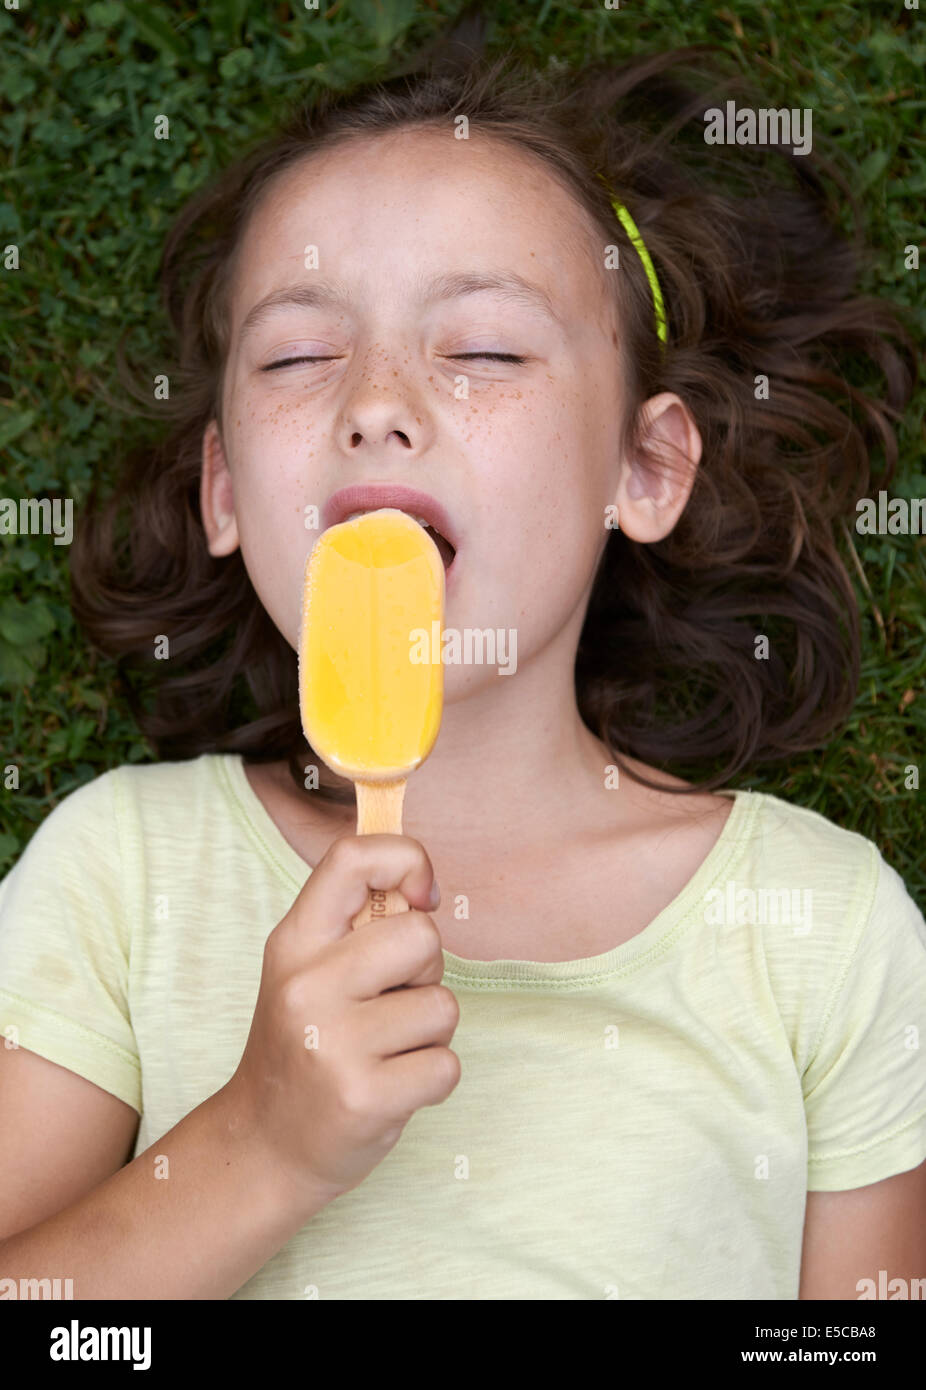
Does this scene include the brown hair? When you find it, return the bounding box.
[69,38,918,805]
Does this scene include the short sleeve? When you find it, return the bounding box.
[803,850,926,1190]
[0,769,141,1113]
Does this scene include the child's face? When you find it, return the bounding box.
[201,127,696,698]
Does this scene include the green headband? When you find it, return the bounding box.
[598,177,668,348]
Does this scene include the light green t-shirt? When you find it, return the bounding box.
[1,752,925,1300]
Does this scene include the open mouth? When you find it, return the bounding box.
[420,522,456,571]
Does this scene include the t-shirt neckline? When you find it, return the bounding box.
[215,751,759,989]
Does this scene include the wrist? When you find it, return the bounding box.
[210,1079,341,1229]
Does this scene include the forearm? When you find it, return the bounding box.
[0,1082,332,1300]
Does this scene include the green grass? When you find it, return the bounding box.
[0,1,923,905]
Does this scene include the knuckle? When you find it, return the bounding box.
[438,1046,462,1088]
[411,838,435,874]
[263,922,288,968]
[326,832,357,869]
[396,833,431,873]
[406,909,440,952]
[339,1073,372,1119]
[431,985,459,1027]
[277,973,307,1019]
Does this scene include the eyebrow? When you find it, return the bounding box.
[236,269,563,343]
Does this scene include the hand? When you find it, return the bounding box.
[226,833,461,1206]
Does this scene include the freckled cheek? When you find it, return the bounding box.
[468,411,593,568]
[228,396,326,507]
[230,451,316,551]
[231,393,320,450]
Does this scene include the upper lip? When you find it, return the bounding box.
[322,484,459,553]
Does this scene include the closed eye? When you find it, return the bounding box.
[261,352,527,371]
[261,356,338,371]
[449,352,526,364]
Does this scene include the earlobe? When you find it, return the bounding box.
[200,419,240,557]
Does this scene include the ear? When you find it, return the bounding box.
[613,393,702,544]
[200,419,240,557]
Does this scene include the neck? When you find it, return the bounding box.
[312,596,670,858]
[400,623,611,854]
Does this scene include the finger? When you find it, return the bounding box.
[333,909,445,1001]
[376,1046,462,1113]
[285,832,438,951]
[353,984,460,1059]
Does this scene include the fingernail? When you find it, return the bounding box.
[428,880,441,909]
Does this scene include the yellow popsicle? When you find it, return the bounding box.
[298,507,445,927]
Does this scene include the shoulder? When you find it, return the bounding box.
[630,770,880,897]
[12,760,124,863]
[103,751,233,825]
[727,788,926,1070]
[742,786,925,945]
[110,750,227,796]
[27,751,226,819]
[731,786,882,910]
[710,785,922,1004]
[15,752,234,870]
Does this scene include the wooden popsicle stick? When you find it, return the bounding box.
[352,778,408,928]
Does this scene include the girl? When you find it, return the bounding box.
[1,42,924,1301]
